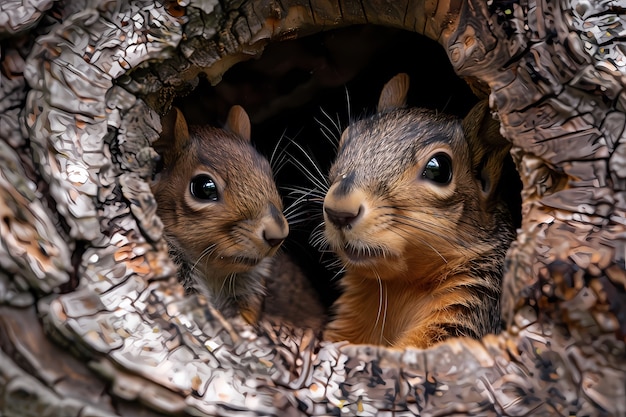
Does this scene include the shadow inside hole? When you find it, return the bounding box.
[173,24,522,311]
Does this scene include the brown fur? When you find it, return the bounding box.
[151,106,287,321]
[322,74,515,348]
[151,106,325,330]
[262,252,326,330]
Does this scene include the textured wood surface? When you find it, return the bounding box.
[0,0,624,416]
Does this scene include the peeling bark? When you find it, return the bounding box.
[0,0,624,416]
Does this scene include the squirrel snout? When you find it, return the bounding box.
[324,206,363,229]
[324,184,366,229]
[260,208,289,248]
[263,229,286,248]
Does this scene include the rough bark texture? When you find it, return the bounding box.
[0,0,625,416]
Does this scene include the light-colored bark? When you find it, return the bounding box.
[0,0,624,415]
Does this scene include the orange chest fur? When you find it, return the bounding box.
[326,272,480,348]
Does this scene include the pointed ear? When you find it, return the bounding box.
[377,73,410,113]
[153,107,190,168]
[462,100,512,201]
[225,105,251,142]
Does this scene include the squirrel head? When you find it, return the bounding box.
[152,106,288,282]
[323,73,512,280]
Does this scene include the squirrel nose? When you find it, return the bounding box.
[324,206,363,229]
[263,229,286,248]
[261,204,289,248]
[323,183,366,230]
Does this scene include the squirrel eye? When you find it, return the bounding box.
[422,153,452,184]
[190,174,218,201]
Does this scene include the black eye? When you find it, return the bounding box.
[190,174,218,201]
[422,153,452,184]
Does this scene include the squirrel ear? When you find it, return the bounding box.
[154,106,190,167]
[462,100,512,201]
[225,105,251,142]
[377,73,410,113]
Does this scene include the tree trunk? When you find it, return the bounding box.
[0,0,624,416]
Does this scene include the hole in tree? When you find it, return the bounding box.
[172,24,522,311]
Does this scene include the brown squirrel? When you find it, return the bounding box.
[322,73,516,348]
[151,106,324,329]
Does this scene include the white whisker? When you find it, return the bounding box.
[344,86,352,123]
[282,138,329,192]
[372,271,388,345]
[190,243,218,274]
[268,136,290,176]
[329,264,346,281]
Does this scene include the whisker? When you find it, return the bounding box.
[284,208,323,229]
[386,219,448,264]
[284,199,324,218]
[315,115,340,151]
[228,272,237,298]
[219,272,236,298]
[282,184,325,196]
[329,263,346,281]
[344,86,352,123]
[269,129,289,170]
[284,202,323,219]
[319,127,338,150]
[283,187,324,216]
[190,243,218,274]
[308,223,329,249]
[375,271,389,345]
[388,200,499,231]
[283,140,329,192]
[371,205,486,250]
[272,152,290,176]
[388,212,486,258]
[373,272,384,344]
[319,107,343,138]
[284,209,322,225]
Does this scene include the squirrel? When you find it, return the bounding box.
[321,73,516,348]
[151,105,324,329]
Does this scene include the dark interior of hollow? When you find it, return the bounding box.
[173,25,522,310]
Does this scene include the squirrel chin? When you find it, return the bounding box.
[329,240,406,276]
[337,253,408,279]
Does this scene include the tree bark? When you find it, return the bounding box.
[0,0,624,416]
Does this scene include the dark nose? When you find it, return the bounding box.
[261,203,289,248]
[324,206,363,229]
[263,231,285,248]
